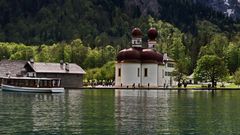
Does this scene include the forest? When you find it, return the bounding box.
[1,0,240,83]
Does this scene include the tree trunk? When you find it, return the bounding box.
[211,78,214,88]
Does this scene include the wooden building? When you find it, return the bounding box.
[0,60,86,88]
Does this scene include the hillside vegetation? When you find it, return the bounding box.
[1,0,240,82]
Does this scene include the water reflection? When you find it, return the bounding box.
[1,90,240,134]
[0,92,65,134]
[114,89,240,134]
[115,90,172,134]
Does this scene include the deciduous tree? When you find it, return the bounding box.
[194,55,228,87]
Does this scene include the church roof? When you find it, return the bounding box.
[116,47,163,64]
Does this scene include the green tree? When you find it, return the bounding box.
[48,43,65,62]
[226,43,240,73]
[101,61,115,81]
[0,45,10,60]
[199,34,228,59]
[194,55,228,87]
[84,61,115,82]
[35,45,51,62]
[10,45,34,60]
[83,48,101,69]
[233,68,240,87]
[70,39,88,66]
[172,57,190,84]
[148,17,186,60]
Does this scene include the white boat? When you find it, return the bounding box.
[1,77,64,93]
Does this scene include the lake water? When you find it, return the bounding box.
[1,89,240,134]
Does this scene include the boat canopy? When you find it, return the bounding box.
[1,77,61,88]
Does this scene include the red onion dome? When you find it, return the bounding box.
[116,49,127,62]
[117,48,142,62]
[141,49,163,63]
[148,28,158,40]
[156,52,163,63]
[132,28,143,38]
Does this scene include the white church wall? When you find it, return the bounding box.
[115,63,122,87]
[121,63,141,87]
[158,65,165,87]
[141,64,158,87]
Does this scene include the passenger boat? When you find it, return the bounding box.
[1,77,64,93]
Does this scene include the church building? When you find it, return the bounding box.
[115,28,175,88]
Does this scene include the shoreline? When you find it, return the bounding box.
[76,87,240,90]
[2,87,240,91]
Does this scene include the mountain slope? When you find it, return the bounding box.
[0,0,238,46]
[198,0,240,19]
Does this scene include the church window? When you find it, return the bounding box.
[118,68,121,77]
[137,68,140,77]
[162,70,164,78]
[144,68,148,77]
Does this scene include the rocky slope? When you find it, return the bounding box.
[198,0,240,19]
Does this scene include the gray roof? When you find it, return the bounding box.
[26,62,86,74]
[0,60,27,77]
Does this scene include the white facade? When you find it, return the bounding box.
[164,62,175,87]
[141,63,158,87]
[115,61,176,88]
[115,63,141,87]
[115,63,121,86]
[158,65,165,87]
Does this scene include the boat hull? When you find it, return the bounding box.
[1,84,64,93]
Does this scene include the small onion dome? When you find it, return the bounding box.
[141,49,163,63]
[132,28,143,38]
[148,28,158,40]
[117,47,142,62]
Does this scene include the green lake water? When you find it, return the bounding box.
[1,89,240,134]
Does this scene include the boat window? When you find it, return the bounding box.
[14,79,18,86]
[25,80,29,87]
[18,80,23,86]
[53,80,59,87]
[10,79,14,85]
[39,80,43,87]
[31,80,37,87]
[48,81,51,87]
[17,80,21,86]
[58,80,61,87]
[44,80,48,87]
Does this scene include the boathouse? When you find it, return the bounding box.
[115,28,176,88]
[24,61,86,88]
[0,60,86,88]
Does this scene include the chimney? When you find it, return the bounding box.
[60,60,64,69]
[65,63,69,71]
[30,58,34,64]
